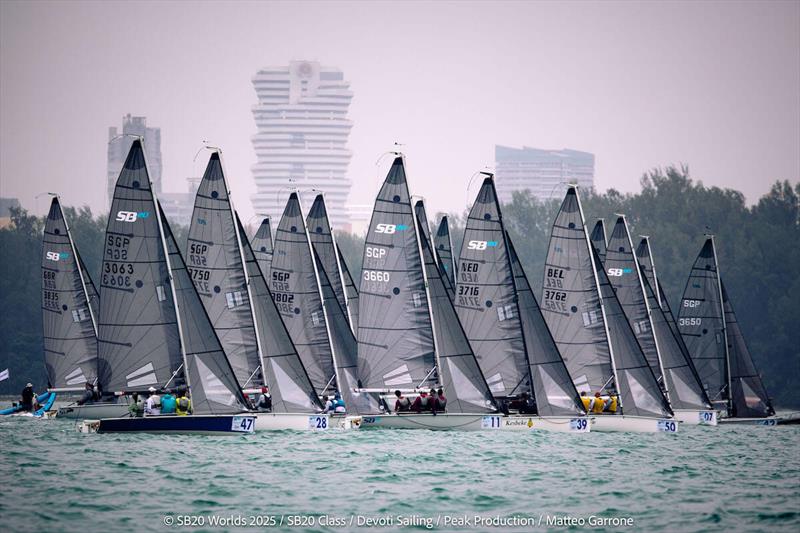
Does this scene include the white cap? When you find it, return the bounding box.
[26,382,33,387]
[148,386,157,392]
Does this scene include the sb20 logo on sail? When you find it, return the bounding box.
[467,240,498,251]
[46,251,69,262]
[375,223,407,234]
[116,211,150,222]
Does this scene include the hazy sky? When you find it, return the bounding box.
[1,0,798,225]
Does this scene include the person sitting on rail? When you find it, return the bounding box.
[394,390,411,412]
[411,389,433,413]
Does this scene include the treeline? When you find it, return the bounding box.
[2,168,798,408]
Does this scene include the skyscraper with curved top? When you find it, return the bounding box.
[251,61,354,230]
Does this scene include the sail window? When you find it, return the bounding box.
[413,292,423,308]
[226,291,245,309]
[156,285,167,302]
[497,304,516,322]
[71,309,89,322]
[633,320,649,334]
[311,311,321,326]
[581,310,600,327]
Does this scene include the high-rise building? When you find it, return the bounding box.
[494,145,595,203]
[251,61,353,230]
[107,114,162,208]
[160,177,201,228]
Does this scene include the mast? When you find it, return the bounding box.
[411,193,443,386]
[709,235,733,415]
[150,154,191,393]
[298,193,344,394]
[621,217,670,403]
[574,186,623,412]
[217,149,267,390]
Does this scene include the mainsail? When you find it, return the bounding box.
[186,153,261,388]
[722,282,774,417]
[604,217,664,382]
[357,157,436,390]
[237,214,322,413]
[251,217,274,280]
[507,233,584,416]
[434,216,457,287]
[416,208,496,413]
[271,193,337,394]
[307,194,357,332]
[590,219,608,263]
[415,200,454,301]
[97,140,184,392]
[161,207,250,414]
[456,176,528,398]
[635,237,711,410]
[677,238,727,406]
[543,186,671,417]
[41,197,99,389]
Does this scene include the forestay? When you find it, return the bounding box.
[186,153,261,388]
[357,157,436,390]
[237,214,322,413]
[41,197,99,388]
[271,193,337,394]
[417,208,496,414]
[251,218,274,280]
[456,176,528,398]
[507,233,584,416]
[97,140,184,393]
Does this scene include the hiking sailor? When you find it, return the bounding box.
[255,386,272,411]
[394,390,411,412]
[145,387,161,415]
[77,381,95,406]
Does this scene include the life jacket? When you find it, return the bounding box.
[606,396,618,413]
[151,394,161,408]
[161,394,177,414]
[580,396,592,411]
[176,397,191,415]
[592,397,606,413]
[396,397,410,409]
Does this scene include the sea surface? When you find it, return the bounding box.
[0,408,798,533]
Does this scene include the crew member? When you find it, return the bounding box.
[128,392,144,418]
[145,387,161,415]
[592,392,606,414]
[20,383,35,412]
[332,392,346,413]
[176,390,192,416]
[255,386,272,411]
[411,389,433,413]
[432,388,448,413]
[77,382,95,406]
[394,390,411,412]
[160,389,177,415]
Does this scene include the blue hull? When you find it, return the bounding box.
[1,391,54,416]
[96,414,256,435]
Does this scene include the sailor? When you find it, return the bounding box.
[432,388,447,413]
[20,383,35,412]
[332,392,346,413]
[394,390,411,412]
[255,386,272,411]
[128,392,144,418]
[580,391,592,412]
[323,395,334,413]
[176,390,192,416]
[411,389,433,413]
[145,387,161,415]
[77,382,95,406]
[592,392,606,414]
[604,394,618,413]
[160,390,177,415]
[510,391,535,414]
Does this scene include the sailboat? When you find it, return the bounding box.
[542,186,676,432]
[434,215,457,289]
[604,218,716,425]
[455,175,590,432]
[2,196,92,417]
[82,140,255,434]
[251,217,274,277]
[187,153,341,431]
[678,237,798,425]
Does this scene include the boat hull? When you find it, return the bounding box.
[673,409,718,426]
[56,402,130,420]
[591,414,679,433]
[719,413,800,426]
[253,412,362,431]
[80,414,256,435]
[360,413,591,432]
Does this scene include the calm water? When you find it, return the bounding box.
[0,411,798,532]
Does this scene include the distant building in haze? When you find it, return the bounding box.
[160,177,201,228]
[494,145,595,204]
[107,114,162,208]
[250,61,354,230]
[0,197,21,229]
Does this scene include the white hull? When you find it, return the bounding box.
[56,402,130,420]
[360,413,591,432]
[253,412,361,431]
[673,409,718,426]
[591,414,678,433]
